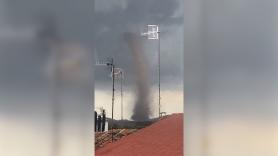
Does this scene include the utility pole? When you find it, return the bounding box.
[158,30,161,118]
[107,58,115,142]
[113,68,124,120]
[120,71,124,120]
[112,63,115,142]
[97,58,122,142]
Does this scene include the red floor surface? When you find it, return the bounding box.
[95,113,183,156]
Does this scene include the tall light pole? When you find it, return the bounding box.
[96,58,115,142]
[158,30,161,118]
[113,67,125,120]
[141,25,161,118]
[116,69,124,120]
[106,59,115,142]
[121,71,123,120]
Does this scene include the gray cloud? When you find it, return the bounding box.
[94,0,183,90]
[0,0,183,119]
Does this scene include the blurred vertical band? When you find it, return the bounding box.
[0,0,95,156]
[184,0,278,156]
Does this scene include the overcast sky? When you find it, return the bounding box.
[94,0,184,119]
[94,0,183,87]
[1,0,278,155]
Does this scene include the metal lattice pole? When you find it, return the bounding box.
[158,32,161,118]
[111,59,115,142]
[96,58,116,142]
[120,71,123,120]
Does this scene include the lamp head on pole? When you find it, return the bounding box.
[111,68,124,79]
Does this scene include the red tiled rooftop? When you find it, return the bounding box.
[95,113,183,156]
